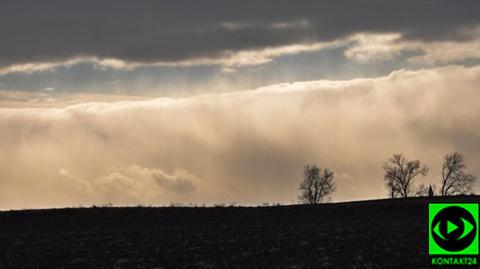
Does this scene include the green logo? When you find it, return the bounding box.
[429,203,479,255]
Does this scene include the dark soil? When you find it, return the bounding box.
[0,196,478,269]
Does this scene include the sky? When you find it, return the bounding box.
[1,1,480,209]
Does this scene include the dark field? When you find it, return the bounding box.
[0,196,479,269]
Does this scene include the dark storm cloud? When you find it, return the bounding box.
[1,0,479,66]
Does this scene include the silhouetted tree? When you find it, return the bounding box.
[298,164,335,204]
[383,154,429,198]
[440,152,476,196]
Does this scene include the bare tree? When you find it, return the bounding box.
[440,152,476,196]
[383,154,429,198]
[298,164,335,204]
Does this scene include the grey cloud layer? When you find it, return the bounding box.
[0,65,479,209]
[1,0,480,67]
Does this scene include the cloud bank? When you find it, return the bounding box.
[0,65,479,209]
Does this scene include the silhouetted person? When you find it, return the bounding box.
[428,185,434,197]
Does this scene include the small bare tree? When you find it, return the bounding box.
[298,164,335,204]
[383,154,429,198]
[440,152,476,196]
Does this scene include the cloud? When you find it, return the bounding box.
[3,31,480,76]
[345,32,480,64]
[0,42,338,75]
[58,165,197,205]
[0,65,479,209]
[0,57,136,76]
[0,1,479,73]
[0,90,149,108]
[345,33,409,62]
